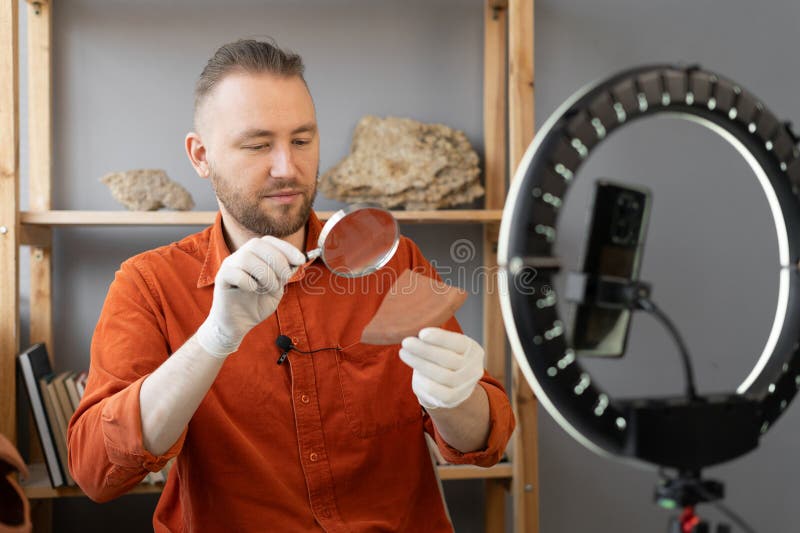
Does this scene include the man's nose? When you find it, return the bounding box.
[269,145,296,178]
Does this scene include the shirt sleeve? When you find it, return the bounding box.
[402,238,516,467]
[423,367,516,467]
[67,258,187,502]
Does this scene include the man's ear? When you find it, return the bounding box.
[185,132,210,179]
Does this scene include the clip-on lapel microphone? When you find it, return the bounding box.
[276,335,294,364]
[276,335,343,365]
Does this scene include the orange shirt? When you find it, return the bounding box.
[67,211,515,532]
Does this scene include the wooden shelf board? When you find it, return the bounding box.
[20,209,503,226]
[437,461,512,481]
[24,482,165,500]
[22,461,512,499]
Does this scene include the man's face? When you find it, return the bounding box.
[199,71,319,238]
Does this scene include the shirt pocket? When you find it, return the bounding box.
[334,342,423,438]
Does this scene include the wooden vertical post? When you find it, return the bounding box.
[509,0,535,168]
[27,0,55,361]
[0,0,21,443]
[509,0,538,532]
[482,1,509,532]
[26,0,53,499]
[25,4,55,530]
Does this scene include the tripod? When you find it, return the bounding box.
[656,471,731,533]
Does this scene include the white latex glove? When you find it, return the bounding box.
[196,236,306,358]
[399,327,485,410]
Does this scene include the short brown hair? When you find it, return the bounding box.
[194,38,306,123]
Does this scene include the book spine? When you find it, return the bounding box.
[42,378,76,486]
[54,372,76,427]
[64,374,81,412]
[18,356,64,487]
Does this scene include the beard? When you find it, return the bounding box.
[209,163,317,238]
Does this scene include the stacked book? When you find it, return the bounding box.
[17,343,169,488]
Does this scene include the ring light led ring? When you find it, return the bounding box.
[497,64,800,468]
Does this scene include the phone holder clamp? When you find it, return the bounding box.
[565,271,652,310]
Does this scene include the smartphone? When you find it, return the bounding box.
[570,180,652,357]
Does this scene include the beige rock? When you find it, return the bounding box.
[320,116,484,209]
[100,169,195,211]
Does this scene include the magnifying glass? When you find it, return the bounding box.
[306,205,400,277]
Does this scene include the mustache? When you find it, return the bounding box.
[261,180,310,195]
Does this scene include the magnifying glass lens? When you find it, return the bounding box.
[323,208,398,276]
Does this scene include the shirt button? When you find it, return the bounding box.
[292,336,299,345]
[319,509,331,519]
[309,452,319,462]
[300,394,310,404]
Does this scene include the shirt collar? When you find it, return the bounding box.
[197,210,324,288]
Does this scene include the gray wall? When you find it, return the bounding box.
[15,0,800,532]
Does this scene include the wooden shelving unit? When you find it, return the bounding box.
[0,0,537,531]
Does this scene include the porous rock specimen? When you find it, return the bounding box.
[100,169,195,211]
[320,116,484,209]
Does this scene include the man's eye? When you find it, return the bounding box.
[293,139,311,146]
[244,144,269,150]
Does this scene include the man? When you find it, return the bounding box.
[68,39,514,532]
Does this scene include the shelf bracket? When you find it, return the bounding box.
[20,224,51,248]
